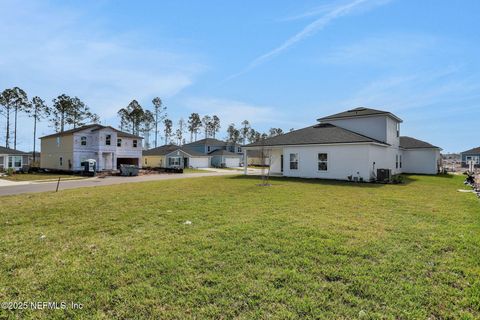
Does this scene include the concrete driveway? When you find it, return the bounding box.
[0,171,239,197]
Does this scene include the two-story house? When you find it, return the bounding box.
[40,124,143,172]
[183,138,243,167]
[243,107,441,180]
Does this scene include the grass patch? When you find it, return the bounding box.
[183,168,210,173]
[0,175,479,319]
[0,173,85,182]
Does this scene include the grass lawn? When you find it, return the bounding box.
[0,175,479,319]
[0,173,85,182]
[183,168,210,173]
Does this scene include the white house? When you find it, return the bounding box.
[40,124,143,172]
[0,146,30,172]
[243,107,441,181]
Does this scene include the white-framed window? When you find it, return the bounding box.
[396,155,399,169]
[80,136,87,146]
[207,146,211,152]
[106,134,111,146]
[237,147,241,153]
[133,140,138,148]
[289,153,298,170]
[8,156,22,168]
[399,155,402,168]
[396,123,400,137]
[169,157,181,166]
[318,153,328,171]
[59,157,63,166]
[145,158,148,165]
[117,138,122,147]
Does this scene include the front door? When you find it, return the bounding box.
[183,157,189,168]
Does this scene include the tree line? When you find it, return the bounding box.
[0,87,99,162]
[0,86,290,155]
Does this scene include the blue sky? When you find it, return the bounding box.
[1,0,479,152]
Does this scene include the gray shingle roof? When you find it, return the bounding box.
[399,136,439,149]
[40,124,142,139]
[318,107,402,122]
[461,146,480,154]
[0,146,28,155]
[244,123,388,147]
[143,145,207,157]
[208,149,241,156]
[184,138,240,147]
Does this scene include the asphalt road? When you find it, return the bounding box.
[0,171,238,197]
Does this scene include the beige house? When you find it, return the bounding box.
[40,124,143,172]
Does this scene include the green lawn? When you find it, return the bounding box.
[0,175,479,319]
[0,173,85,182]
[183,168,210,174]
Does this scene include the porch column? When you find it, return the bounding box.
[244,149,248,175]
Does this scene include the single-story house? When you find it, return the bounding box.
[40,124,143,172]
[209,149,242,167]
[461,147,480,168]
[143,145,210,168]
[243,107,441,181]
[0,146,30,172]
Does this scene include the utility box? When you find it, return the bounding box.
[120,164,139,176]
[81,159,96,176]
[377,168,391,182]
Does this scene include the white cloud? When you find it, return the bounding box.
[0,1,204,120]
[227,0,391,80]
[182,97,296,135]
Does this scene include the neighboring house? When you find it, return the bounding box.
[243,107,441,180]
[40,124,143,172]
[246,149,270,166]
[461,147,480,168]
[0,146,30,172]
[143,145,210,168]
[209,149,242,168]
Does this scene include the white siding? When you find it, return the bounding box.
[224,157,240,168]
[402,149,440,174]
[325,116,387,143]
[281,144,372,181]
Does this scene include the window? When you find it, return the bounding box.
[318,153,328,171]
[117,138,122,147]
[106,134,111,146]
[8,156,22,168]
[145,158,148,165]
[396,155,399,169]
[56,137,61,146]
[399,155,402,169]
[169,157,181,166]
[133,140,138,148]
[396,123,400,137]
[80,136,87,146]
[237,147,242,153]
[207,146,211,152]
[289,153,298,170]
[59,157,63,166]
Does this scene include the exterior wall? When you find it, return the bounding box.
[0,154,29,171]
[40,135,74,170]
[224,157,240,167]
[402,149,440,174]
[368,145,402,178]
[325,116,388,143]
[143,155,165,168]
[461,153,480,167]
[385,117,400,147]
[281,144,372,181]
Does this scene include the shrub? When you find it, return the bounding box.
[391,174,404,184]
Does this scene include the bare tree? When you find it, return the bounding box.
[152,97,167,148]
[176,118,186,145]
[211,115,221,139]
[202,115,212,139]
[27,97,50,164]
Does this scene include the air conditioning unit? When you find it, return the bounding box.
[377,168,391,182]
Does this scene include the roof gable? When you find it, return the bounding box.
[245,123,388,147]
[40,124,142,139]
[462,146,480,154]
[399,136,439,149]
[318,107,402,123]
[0,146,28,155]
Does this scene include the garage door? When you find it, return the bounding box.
[189,157,210,168]
[225,157,240,168]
